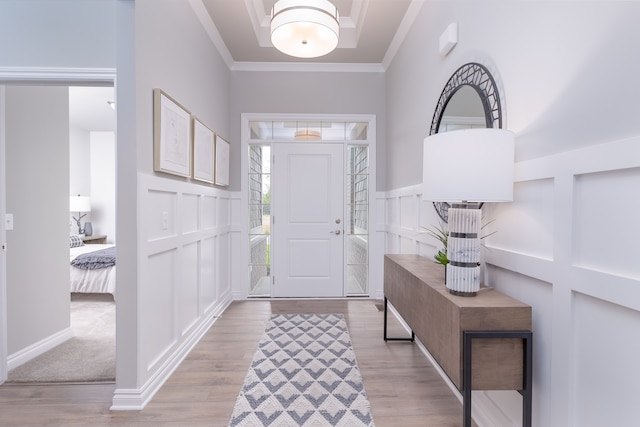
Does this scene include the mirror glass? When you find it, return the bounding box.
[438,86,486,133]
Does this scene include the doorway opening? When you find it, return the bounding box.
[245,117,374,298]
[1,78,116,384]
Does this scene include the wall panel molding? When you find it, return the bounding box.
[383,135,640,427]
[111,173,233,410]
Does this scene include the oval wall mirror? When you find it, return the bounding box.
[428,62,503,222]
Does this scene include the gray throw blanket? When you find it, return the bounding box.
[71,246,116,270]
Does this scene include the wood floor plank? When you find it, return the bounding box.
[0,299,472,426]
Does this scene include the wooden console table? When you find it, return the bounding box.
[383,254,533,427]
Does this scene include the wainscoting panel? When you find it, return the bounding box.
[382,136,640,427]
[142,249,177,371]
[202,194,216,230]
[217,232,230,300]
[572,291,640,427]
[180,192,200,234]
[120,173,233,410]
[200,236,217,310]
[572,167,640,279]
[179,241,199,336]
[484,178,554,260]
[399,192,419,230]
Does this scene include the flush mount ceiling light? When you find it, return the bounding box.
[270,0,340,58]
[294,129,321,140]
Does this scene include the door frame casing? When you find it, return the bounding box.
[239,113,377,299]
[0,66,116,384]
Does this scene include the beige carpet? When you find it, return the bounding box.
[7,293,115,383]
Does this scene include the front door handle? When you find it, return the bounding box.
[330,230,341,235]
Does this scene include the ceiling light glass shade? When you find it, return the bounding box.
[423,128,515,202]
[271,0,339,58]
[294,129,321,140]
[70,195,91,212]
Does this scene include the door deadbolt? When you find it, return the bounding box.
[335,219,341,224]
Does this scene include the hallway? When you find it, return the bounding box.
[0,299,467,426]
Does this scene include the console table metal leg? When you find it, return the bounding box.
[383,297,415,342]
[522,331,533,427]
[463,330,533,427]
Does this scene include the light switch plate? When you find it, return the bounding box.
[5,213,14,230]
[161,212,169,230]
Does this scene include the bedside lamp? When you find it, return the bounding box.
[70,195,91,234]
[423,128,514,296]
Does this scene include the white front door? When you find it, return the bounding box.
[272,143,344,297]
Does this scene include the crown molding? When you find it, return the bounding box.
[189,0,234,69]
[230,61,384,73]
[382,0,425,71]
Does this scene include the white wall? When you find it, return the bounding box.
[69,128,116,241]
[385,1,640,426]
[69,127,91,199]
[89,131,116,243]
[69,126,91,234]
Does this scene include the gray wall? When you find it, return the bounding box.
[230,70,386,190]
[0,0,116,68]
[6,86,70,353]
[385,0,640,190]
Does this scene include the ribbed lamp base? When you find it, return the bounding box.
[446,203,481,297]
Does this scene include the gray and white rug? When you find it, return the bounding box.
[229,313,375,427]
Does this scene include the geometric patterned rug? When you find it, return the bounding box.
[228,313,376,427]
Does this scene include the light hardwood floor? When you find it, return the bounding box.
[0,299,471,426]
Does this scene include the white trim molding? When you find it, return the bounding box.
[0,67,116,84]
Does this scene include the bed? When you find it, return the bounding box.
[69,235,116,295]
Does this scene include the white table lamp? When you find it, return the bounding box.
[70,195,91,234]
[423,128,514,296]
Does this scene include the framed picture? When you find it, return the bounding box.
[192,117,215,183]
[214,134,230,186]
[153,88,192,177]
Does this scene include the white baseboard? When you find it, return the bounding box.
[7,327,73,370]
[110,294,233,410]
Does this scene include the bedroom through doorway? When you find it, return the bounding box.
[1,82,117,384]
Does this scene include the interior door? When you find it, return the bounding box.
[272,143,344,297]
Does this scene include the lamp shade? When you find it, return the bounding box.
[271,0,339,58]
[70,195,91,212]
[423,128,515,202]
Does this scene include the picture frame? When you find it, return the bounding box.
[214,134,230,186]
[191,117,215,184]
[153,88,192,177]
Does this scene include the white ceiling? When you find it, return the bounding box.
[69,86,115,132]
[69,1,420,132]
